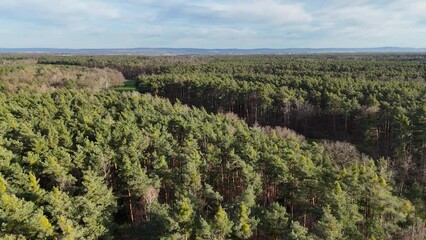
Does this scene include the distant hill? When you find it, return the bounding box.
[1,47,426,55]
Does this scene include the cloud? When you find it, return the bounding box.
[191,26,257,39]
[0,0,121,23]
[0,0,426,48]
[0,0,125,43]
[198,0,312,24]
[167,0,311,26]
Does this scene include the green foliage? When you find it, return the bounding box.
[315,206,343,240]
[288,221,312,240]
[212,206,233,240]
[233,203,255,239]
[259,202,289,238]
[1,53,423,239]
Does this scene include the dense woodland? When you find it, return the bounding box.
[0,55,425,239]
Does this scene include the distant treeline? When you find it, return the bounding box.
[37,54,426,80]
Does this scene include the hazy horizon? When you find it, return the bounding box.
[1,46,426,50]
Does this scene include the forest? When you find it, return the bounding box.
[0,54,425,239]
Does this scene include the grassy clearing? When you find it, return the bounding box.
[114,79,137,92]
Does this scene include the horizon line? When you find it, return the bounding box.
[1,46,426,50]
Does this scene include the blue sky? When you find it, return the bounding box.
[1,0,426,48]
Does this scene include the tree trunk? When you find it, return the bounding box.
[128,189,134,224]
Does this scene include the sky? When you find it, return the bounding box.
[1,0,426,49]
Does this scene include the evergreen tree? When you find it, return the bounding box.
[233,203,254,239]
[315,206,343,240]
[211,205,233,240]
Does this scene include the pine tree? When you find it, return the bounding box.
[259,202,289,239]
[288,221,312,240]
[315,206,343,240]
[75,170,116,239]
[191,215,212,240]
[173,195,195,239]
[233,203,253,239]
[211,205,233,240]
